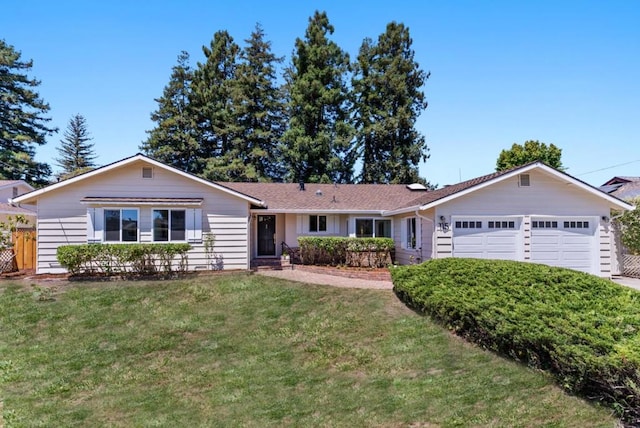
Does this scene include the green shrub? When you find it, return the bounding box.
[56,243,191,276]
[391,258,640,424]
[298,237,393,267]
[617,197,640,255]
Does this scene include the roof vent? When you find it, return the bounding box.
[299,181,305,191]
[142,167,153,179]
[518,174,530,187]
[406,183,427,191]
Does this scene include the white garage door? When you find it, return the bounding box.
[530,217,597,274]
[452,217,523,261]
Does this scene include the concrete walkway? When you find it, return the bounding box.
[612,276,640,291]
[255,269,393,290]
[257,269,640,293]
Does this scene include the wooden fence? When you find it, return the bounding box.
[12,229,36,271]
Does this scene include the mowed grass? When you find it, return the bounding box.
[0,274,616,427]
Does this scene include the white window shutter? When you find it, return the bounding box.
[186,208,203,243]
[87,207,103,243]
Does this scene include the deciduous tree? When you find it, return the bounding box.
[496,140,564,171]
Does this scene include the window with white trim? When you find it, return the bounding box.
[355,218,391,238]
[87,207,202,244]
[104,208,139,242]
[405,217,417,249]
[153,209,186,241]
[309,215,327,232]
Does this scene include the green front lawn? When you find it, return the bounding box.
[1,274,615,426]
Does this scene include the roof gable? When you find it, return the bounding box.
[12,154,265,206]
[385,162,634,214]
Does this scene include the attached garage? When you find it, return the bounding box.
[530,217,597,274]
[389,162,635,278]
[452,217,523,261]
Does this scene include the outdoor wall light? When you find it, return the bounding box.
[601,216,609,222]
[439,215,446,221]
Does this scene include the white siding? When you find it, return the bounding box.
[393,214,433,265]
[33,160,250,274]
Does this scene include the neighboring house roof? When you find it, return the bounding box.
[11,154,266,207]
[0,203,36,216]
[601,176,640,186]
[599,176,640,200]
[385,162,634,215]
[219,182,427,213]
[0,180,34,191]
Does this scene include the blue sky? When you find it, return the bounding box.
[2,0,639,187]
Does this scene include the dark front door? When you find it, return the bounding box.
[257,215,276,256]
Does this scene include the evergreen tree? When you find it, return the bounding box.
[141,51,200,173]
[352,22,430,184]
[281,11,355,184]
[496,140,564,171]
[228,23,286,182]
[190,31,241,181]
[55,113,96,178]
[0,39,55,186]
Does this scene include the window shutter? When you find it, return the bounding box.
[87,207,104,243]
[186,208,203,243]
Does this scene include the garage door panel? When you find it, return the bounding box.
[486,235,517,245]
[530,217,596,274]
[452,217,523,262]
[561,236,591,245]
[531,235,560,244]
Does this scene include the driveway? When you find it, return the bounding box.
[612,276,640,291]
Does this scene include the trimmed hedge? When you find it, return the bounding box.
[57,243,191,275]
[298,237,394,267]
[391,258,640,424]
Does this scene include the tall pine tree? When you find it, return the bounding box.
[229,23,286,182]
[282,11,355,184]
[0,39,55,186]
[352,22,430,184]
[141,51,200,173]
[55,113,96,179]
[190,31,241,181]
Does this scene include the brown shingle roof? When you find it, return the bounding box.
[217,182,427,212]
[0,203,35,215]
[392,168,518,212]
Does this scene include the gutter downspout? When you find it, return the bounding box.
[415,209,434,263]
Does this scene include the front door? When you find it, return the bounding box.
[257,215,276,256]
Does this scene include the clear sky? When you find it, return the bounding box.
[2,0,639,187]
